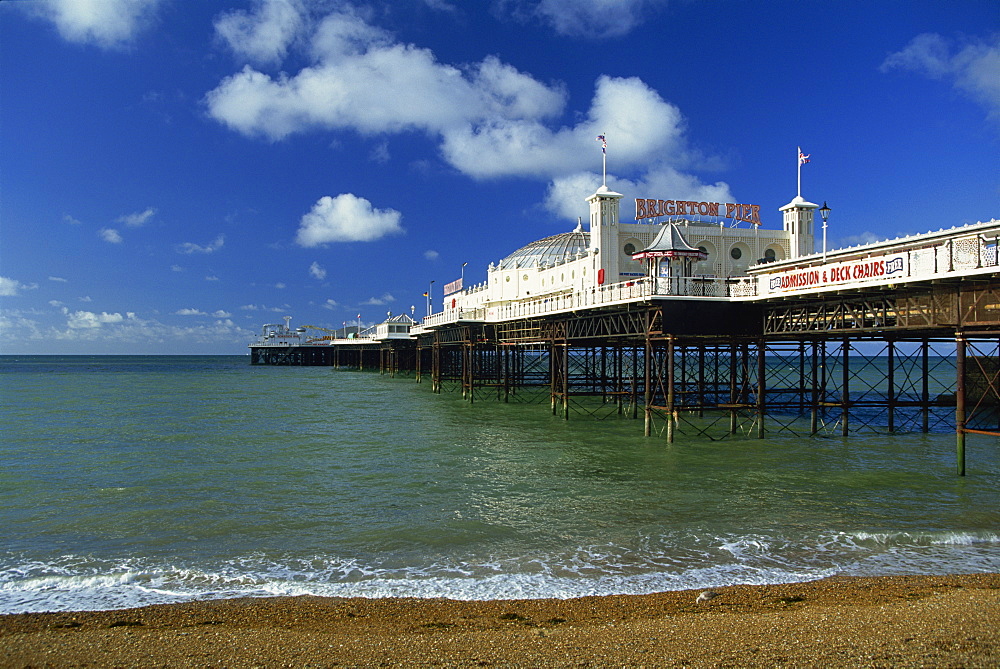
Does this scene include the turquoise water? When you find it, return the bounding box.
[1,355,998,613]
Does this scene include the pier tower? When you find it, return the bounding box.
[780,195,818,258]
[587,185,624,284]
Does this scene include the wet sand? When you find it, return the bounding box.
[2,573,998,667]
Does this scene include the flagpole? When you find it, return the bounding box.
[602,139,607,187]
[797,146,802,198]
[596,134,607,187]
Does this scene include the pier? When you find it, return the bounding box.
[251,187,999,475]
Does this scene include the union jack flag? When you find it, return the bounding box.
[596,135,606,153]
[798,148,810,165]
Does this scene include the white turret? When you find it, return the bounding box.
[587,185,624,284]
[780,195,817,258]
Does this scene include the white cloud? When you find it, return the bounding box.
[178,234,225,254]
[362,293,395,306]
[205,275,220,281]
[441,75,685,180]
[49,300,65,307]
[835,231,882,249]
[296,194,403,246]
[500,0,667,39]
[1,276,26,296]
[63,214,82,225]
[323,299,339,309]
[64,309,126,329]
[424,249,440,260]
[544,167,734,222]
[309,261,327,279]
[212,310,232,318]
[205,11,565,141]
[117,207,156,227]
[275,283,286,289]
[19,0,162,49]
[206,8,729,222]
[175,308,207,316]
[215,0,304,65]
[99,228,123,243]
[171,265,184,272]
[882,33,1000,121]
[48,276,69,283]
[7,310,254,350]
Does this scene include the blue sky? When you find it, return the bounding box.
[1,0,997,354]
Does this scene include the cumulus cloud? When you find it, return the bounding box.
[63,214,82,225]
[212,310,232,318]
[882,33,1000,120]
[215,0,304,65]
[1,276,29,296]
[178,234,225,254]
[98,228,123,243]
[175,308,207,316]
[117,207,156,227]
[544,167,735,222]
[48,276,69,283]
[64,309,126,329]
[441,75,685,179]
[206,8,729,222]
[835,231,883,249]
[424,249,440,260]
[498,0,667,39]
[19,0,162,49]
[362,293,395,305]
[309,261,327,279]
[296,194,403,246]
[322,299,338,309]
[205,10,565,141]
[10,309,254,350]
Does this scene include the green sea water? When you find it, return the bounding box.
[1,355,998,613]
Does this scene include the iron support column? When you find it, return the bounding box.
[956,333,967,476]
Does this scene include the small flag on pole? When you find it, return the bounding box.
[798,148,810,166]
[422,292,428,297]
[596,135,606,154]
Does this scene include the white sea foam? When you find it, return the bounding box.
[2,529,998,614]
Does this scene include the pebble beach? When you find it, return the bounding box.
[2,573,998,667]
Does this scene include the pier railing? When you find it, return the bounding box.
[421,275,755,328]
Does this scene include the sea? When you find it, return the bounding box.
[1,355,998,614]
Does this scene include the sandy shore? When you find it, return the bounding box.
[2,573,998,667]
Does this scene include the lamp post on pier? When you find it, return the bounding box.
[820,201,831,262]
[426,280,435,317]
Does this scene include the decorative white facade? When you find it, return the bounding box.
[445,187,813,315]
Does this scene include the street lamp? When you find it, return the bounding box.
[426,280,435,317]
[819,201,831,262]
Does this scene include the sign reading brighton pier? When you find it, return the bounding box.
[635,198,761,226]
[765,255,907,294]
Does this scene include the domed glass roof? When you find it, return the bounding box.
[498,230,589,270]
